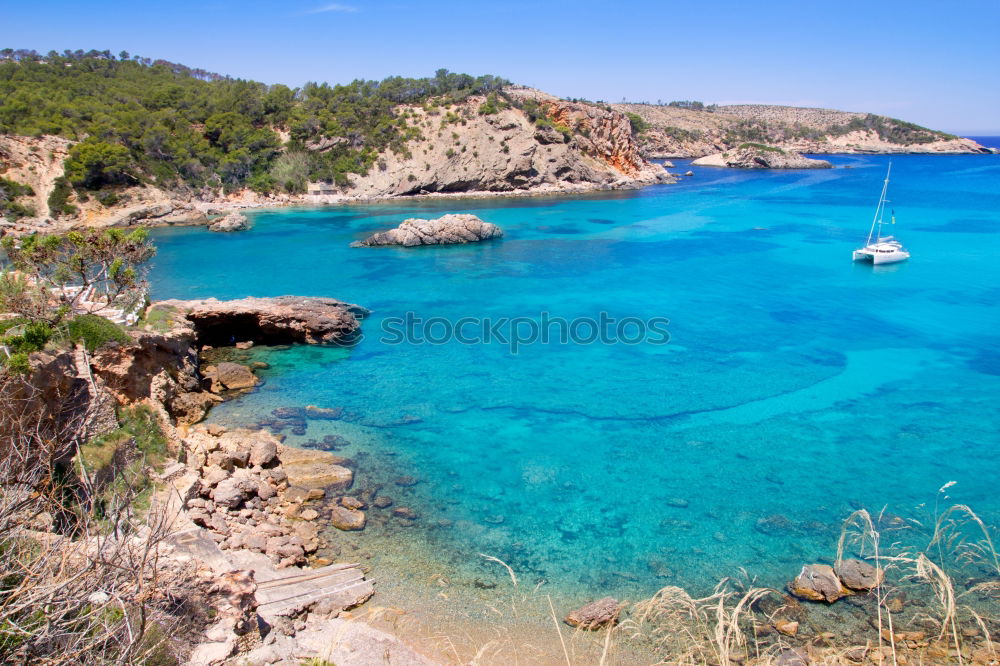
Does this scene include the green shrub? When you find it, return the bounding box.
[95,190,120,207]
[65,138,138,189]
[738,142,784,153]
[626,112,649,135]
[478,92,502,115]
[117,404,169,460]
[47,176,77,217]
[0,177,36,221]
[2,351,31,375]
[1,320,52,372]
[67,314,130,351]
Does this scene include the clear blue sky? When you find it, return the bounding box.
[6,0,1000,134]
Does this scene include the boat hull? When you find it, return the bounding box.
[853,248,910,264]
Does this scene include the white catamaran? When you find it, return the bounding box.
[852,162,910,265]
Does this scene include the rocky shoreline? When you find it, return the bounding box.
[18,290,998,664]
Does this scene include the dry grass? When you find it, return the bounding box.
[369,488,1000,666]
[0,373,182,664]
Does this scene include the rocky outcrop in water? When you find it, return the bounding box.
[208,211,250,232]
[87,296,367,426]
[692,146,832,169]
[351,213,503,247]
[157,296,368,346]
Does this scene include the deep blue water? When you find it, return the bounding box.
[969,136,1000,149]
[148,154,1000,603]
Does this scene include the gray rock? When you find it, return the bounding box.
[788,563,849,603]
[836,559,884,591]
[352,214,503,247]
[212,477,251,508]
[257,480,276,501]
[249,438,278,467]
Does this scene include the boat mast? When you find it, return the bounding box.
[866,162,892,246]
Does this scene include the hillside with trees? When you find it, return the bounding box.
[0,49,990,232]
[0,49,507,196]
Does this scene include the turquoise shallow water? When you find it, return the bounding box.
[149,154,1000,604]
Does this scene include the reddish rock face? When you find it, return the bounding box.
[543,100,647,177]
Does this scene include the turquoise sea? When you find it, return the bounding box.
[148,153,1000,617]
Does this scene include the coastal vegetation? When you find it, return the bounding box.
[0,50,507,195]
[0,228,153,371]
[0,176,34,219]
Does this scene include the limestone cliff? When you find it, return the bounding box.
[315,87,671,199]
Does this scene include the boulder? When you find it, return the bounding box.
[211,362,257,391]
[279,446,354,491]
[534,125,568,145]
[788,564,851,603]
[305,405,343,420]
[248,437,278,467]
[169,390,219,425]
[392,506,418,520]
[212,478,251,509]
[564,597,621,630]
[835,559,884,591]
[351,214,503,247]
[340,496,366,510]
[330,505,366,531]
[208,211,250,232]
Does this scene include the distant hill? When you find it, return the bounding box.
[612,102,990,158]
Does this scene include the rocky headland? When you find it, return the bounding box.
[614,102,995,159]
[692,145,833,169]
[0,87,672,237]
[351,213,503,247]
